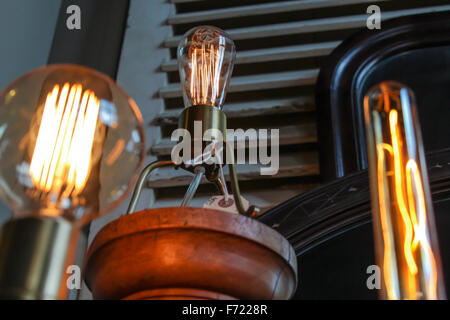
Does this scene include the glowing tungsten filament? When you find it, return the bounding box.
[389,110,418,276]
[190,40,225,106]
[0,64,146,300]
[376,142,399,300]
[178,26,235,109]
[386,110,438,298]
[29,83,100,206]
[405,159,438,299]
[364,81,445,300]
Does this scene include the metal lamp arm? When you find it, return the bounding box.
[228,162,259,218]
[126,159,259,218]
[126,160,174,214]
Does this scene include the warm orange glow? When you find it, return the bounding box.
[405,160,438,299]
[389,110,417,276]
[29,83,101,209]
[372,108,439,299]
[189,37,225,106]
[376,143,398,300]
[389,109,417,298]
[365,82,445,300]
[106,139,125,166]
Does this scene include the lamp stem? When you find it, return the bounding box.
[181,167,204,207]
[0,217,79,299]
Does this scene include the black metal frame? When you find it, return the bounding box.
[259,149,450,256]
[315,11,450,182]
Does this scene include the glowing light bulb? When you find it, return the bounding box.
[364,81,446,300]
[178,26,236,109]
[0,64,145,225]
[0,64,145,299]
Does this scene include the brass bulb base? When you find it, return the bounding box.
[0,217,79,299]
[178,105,227,180]
[179,104,227,142]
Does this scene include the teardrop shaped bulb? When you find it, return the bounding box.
[178,26,236,109]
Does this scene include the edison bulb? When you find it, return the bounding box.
[0,64,145,225]
[178,26,236,109]
[364,81,446,299]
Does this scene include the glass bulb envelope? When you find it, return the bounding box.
[0,64,145,225]
[364,81,445,299]
[178,26,236,109]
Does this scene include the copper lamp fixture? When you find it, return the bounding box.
[83,26,298,300]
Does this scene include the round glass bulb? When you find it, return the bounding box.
[0,64,145,225]
[178,25,236,109]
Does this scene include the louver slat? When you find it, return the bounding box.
[163,5,450,47]
[151,123,317,156]
[161,41,341,72]
[147,152,319,188]
[159,69,319,98]
[152,97,315,126]
[167,0,388,25]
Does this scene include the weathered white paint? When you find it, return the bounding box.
[152,97,315,125]
[146,152,319,188]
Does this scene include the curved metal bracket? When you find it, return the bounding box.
[224,141,260,218]
[126,160,174,214]
[228,162,259,218]
[126,159,260,217]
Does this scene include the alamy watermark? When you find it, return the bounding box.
[66,265,81,290]
[367,5,381,30]
[66,5,81,30]
[171,121,280,175]
[366,265,381,290]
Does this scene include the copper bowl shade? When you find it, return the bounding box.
[84,207,297,300]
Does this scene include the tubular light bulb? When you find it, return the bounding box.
[178,25,236,109]
[0,64,145,225]
[364,81,446,300]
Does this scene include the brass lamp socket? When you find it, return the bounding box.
[179,105,227,141]
[0,217,79,299]
[178,105,227,180]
